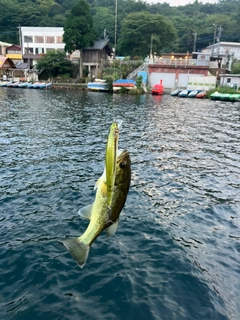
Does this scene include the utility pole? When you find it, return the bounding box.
[217,25,223,42]
[212,24,217,56]
[150,34,153,58]
[193,32,197,52]
[114,0,118,58]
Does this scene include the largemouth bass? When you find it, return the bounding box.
[61,149,131,268]
[105,121,119,212]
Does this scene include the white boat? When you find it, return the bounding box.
[170,89,180,96]
[178,90,189,97]
[188,90,198,98]
[87,79,108,91]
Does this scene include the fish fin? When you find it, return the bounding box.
[94,168,106,190]
[61,237,90,268]
[78,204,93,220]
[106,218,119,237]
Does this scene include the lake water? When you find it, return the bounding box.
[0,88,240,320]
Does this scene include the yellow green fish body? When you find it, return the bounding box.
[62,149,131,268]
[105,121,119,211]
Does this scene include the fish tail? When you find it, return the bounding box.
[61,237,90,268]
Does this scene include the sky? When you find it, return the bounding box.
[144,0,218,6]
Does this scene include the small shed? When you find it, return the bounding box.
[219,74,240,90]
[83,39,113,77]
[0,56,16,80]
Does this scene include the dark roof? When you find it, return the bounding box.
[15,62,29,69]
[84,39,112,53]
[7,44,22,50]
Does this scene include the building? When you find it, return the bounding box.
[202,42,240,67]
[0,56,16,80]
[70,39,113,78]
[219,74,240,90]
[6,45,22,63]
[20,26,65,66]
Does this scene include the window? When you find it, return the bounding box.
[36,48,44,54]
[227,78,231,83]
[35,36,44,43]
[56,36,63,44]
[24,47,33,54]
[46,36,55,43]
[24,36,33,43]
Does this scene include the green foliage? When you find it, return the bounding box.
[103,75,114,92]
[63,0,96,53]
[36,51,72,79]
[92,7,115,43]
[0,0,239,56]
[231,60,240,74]
[136,75,143,89]
[118,12,177,57]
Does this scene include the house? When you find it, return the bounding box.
[219,73,240,90]
[6,45,22,63]
[70,39,113,78]
[147,51,211,90]
[20,26,65,67]
[0,56,16,80]
[202,42,240,67]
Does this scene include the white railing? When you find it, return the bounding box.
[149,58,209,67]
[127,62,148,80]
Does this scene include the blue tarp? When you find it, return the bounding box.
[113,79,136,85]
[138,71,148,85]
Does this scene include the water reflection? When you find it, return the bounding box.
[0,88,239,319]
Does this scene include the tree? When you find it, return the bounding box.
[231,59,240,74]
[36,51,72,80]
[63,0,96,77]
[118,12,177,58]
[93,7,115,44]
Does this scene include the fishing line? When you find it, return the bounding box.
[111,0,118,122]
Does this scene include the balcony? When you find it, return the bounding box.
[148,58,210,67]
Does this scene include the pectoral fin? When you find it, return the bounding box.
[106,218,119,237]
[78,204,93,219]
[94,169,106,190]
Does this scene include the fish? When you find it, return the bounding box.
[105,121,119,212]
[61,149,131,268]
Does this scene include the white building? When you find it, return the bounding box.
[219,74,240,90]
[20,26,65,65]
[202,42,240,66]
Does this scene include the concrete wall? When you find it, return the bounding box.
[148,65,209,91]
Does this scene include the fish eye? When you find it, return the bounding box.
[120,161,126,169]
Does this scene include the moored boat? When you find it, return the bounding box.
[188,90,198,98]
[17,82,29,88]
[178,90,189,97]
[0,81,12,87]
[152,79,164,95]
[45,83,52,89]
[112,79,136,93]
[87,79,108,91]
[170,89,181,96]
[38,83,46,89]
[210,91,240,101]
[196,90,207,99]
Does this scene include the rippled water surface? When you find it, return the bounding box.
[0,88,240,320]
